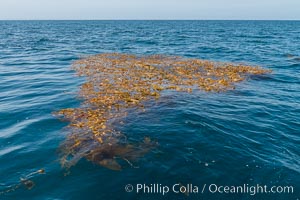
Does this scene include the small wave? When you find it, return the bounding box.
[0,145,24,157]
[0,116,51,139]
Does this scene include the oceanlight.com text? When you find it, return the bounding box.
[124,183,294,196]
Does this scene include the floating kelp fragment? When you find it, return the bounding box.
[20,178,35,190]
[0,169,45,195]
[54,53,271,171]
[37,169,45,174]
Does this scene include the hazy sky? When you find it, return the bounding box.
[0,0,299,20]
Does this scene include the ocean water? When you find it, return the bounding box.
[0,20,299,200]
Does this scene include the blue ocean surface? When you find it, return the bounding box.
[0,20,299,200]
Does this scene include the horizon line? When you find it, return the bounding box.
[1,19,300,21]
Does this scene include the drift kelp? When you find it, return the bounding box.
[0,169,45,195]
[54,53,270,170]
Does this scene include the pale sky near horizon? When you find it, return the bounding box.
[0,0,299,20]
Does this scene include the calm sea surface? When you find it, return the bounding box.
[0,21,299,200]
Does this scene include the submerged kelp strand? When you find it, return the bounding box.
[54,53,270,170]
[0,169,45,195]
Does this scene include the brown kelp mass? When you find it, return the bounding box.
[54,53,270,170]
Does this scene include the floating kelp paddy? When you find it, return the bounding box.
[54,53,270,171]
